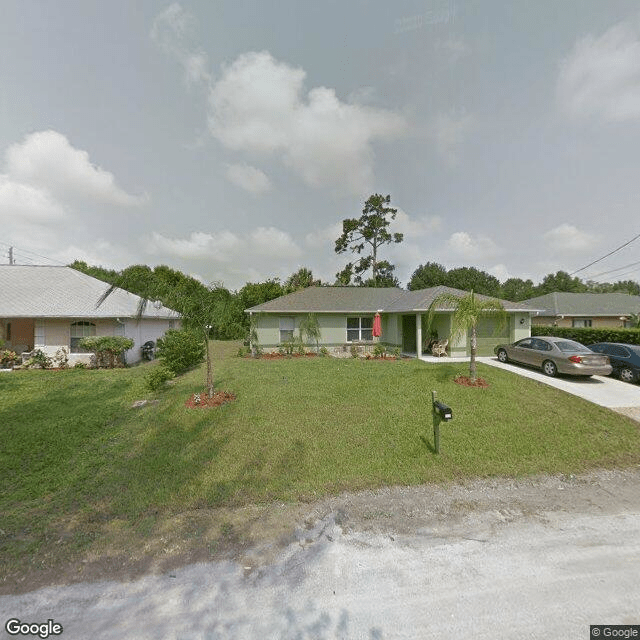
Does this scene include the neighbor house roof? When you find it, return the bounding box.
[521,292,640,318]
[246,286,533,314]
[0,265,180,319]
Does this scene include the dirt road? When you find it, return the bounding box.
[2,468,640,639]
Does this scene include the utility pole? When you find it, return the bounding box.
[8,246,15,265]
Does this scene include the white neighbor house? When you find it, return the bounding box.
[0,265,181,365]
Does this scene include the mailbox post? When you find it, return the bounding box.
[431,390,452,454]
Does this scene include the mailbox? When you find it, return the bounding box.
[433,400,452,421]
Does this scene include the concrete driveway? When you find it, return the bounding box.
[479,356,640,408]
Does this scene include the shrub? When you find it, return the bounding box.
[156,329,205,375]
[278,341,295,356]
[1,349,19,368]
[79,336,135,368]
[144,365,175,391]
[73,362,87,369]
[26,349,52,369]
[319,346,329,357]
[350,344,359,358]
[373,343,387,359]
[531,326,640,346]
[53,347,70,369]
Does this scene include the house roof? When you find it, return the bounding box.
[246,286,532,314]
[521,292,640,318]
[0,265,180,319]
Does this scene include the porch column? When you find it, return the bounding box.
[416,313,422,358]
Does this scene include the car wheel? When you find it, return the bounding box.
[497,348,509,363]
[542,360,557,377]
[620,367,636,383]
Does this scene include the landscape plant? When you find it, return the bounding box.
[156,329,205,375]
[298,313,321,353]
[79,336,135,368]
[426,290,508,383]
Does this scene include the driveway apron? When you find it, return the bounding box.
[478,357,640,408]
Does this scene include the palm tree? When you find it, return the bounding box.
[298,313,322,353]
[96,272,227,398]
[426,289,508,382]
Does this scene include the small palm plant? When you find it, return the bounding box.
[426,289,508,382]
[298,313,322,353]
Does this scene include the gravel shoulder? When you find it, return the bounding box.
[2,467,640,639]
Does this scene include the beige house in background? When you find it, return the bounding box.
[0,265,180,365]
[523,292,640,328]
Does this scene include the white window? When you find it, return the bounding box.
[70,321,96,352]
[346,316,373,342]
[572,318,592,328]
[114,320,126,336]
[279,317,295,343]
[34,320,45,347]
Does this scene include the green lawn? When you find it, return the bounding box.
[2,341,640,582]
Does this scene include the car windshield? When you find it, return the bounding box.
[555,340,591,353]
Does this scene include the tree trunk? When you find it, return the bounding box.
[469,322,478,382]
[205,332,214,398]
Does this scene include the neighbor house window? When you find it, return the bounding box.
[70,321,96,352]
[34,320,45,347]
[279,317,295,343]
[572,318,592,328]
[347,316,373,342]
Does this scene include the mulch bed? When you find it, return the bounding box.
[253,352,319,359]
[454,375,489,388]
[185,391,237,408]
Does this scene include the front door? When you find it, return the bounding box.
[402,315,416,353]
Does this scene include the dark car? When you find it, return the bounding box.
[494,336,612,377]
[587,343,640,383]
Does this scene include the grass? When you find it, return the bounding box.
[2,341,640,585]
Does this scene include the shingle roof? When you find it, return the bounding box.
[246,286,531,314]
[0,265,180,319]
[521,292,640,317]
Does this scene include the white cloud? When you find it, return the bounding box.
[6,130,147,206]
[150,3,211,88]
[447,231,501,259]
[225,163,271,194]
[148,230,243,261]
[488,263,510,282]
[249,226,302,258]
[558,18,640,121]
[0,176,65,223]
[543,223,596,251]
[148,226,301,262]
[393,209,441,237]
[430,110,474,166]
[304,221,344,247]
[207,51,406,193]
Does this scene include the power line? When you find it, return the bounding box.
[570,232,640,276]
[0,241,65,266]
[584,259,640,280]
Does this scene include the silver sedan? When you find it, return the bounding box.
[494,336,613,377]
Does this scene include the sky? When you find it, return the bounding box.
[2,0,640,291]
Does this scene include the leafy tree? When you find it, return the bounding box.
[284,267,321,293]
[499,277,536,301]
[536,271,587,295]
[408,262,448,290]
[334,193,403,286]
[426,290,508,383]
[445,267,501,297]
